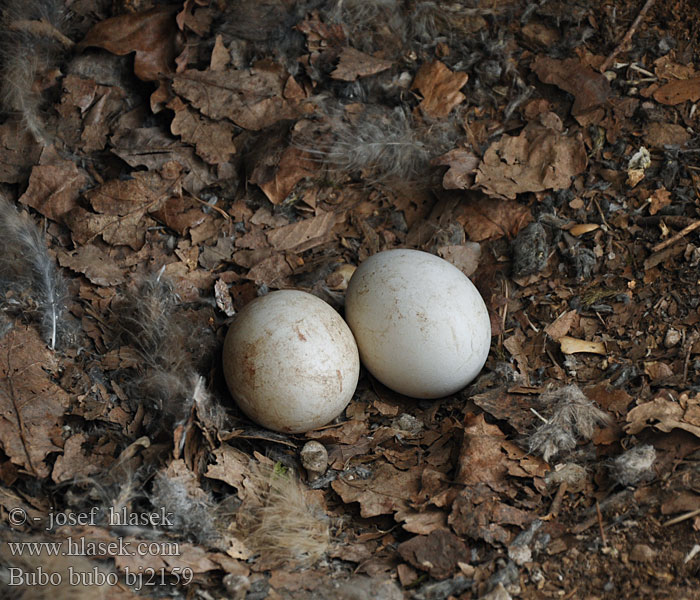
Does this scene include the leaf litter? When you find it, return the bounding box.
[0,0,699,599]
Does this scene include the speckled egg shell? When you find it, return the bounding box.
[345,249,491,399]
[222,290,360,433]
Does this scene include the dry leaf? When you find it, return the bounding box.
[397,530,468,579]
[544,310,579,341]
[559,336,606,355]
[412,61,468,119]
[643,361,674,381]
[266,211,339,252]
[475,116,587,199]
[456,413,509,493]
[653,77,700,105]
[0,327,68,478]
[169,97,237,165]
[568,223,600,236]
[18,159,88,223]
[625,393,700,438]
[173,65,297,131]
[531,56,610,117]
[332,462,421,518]
[437,243,481,277]
[111,127,217,196]
[252,146,318,205]
[456,196,532,242]
[648,188,672,216]
[331,47,393,81]
[432,148,481,190]
[79,6,178,83]
[57,245,125,287]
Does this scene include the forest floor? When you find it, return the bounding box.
[0,0,699,599]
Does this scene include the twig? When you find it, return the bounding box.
[663,508,700,527]
[549,481,568,518]
[600,0,656,72]
[651,219,700,252]
[596,499,607,546]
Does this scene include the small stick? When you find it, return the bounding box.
[600,0,655,72]
[596,499,607,546]
[663,508,700,527]
[651,219,700,252]
[549,481,568,518]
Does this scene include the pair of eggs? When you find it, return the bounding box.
[222,249,491,433]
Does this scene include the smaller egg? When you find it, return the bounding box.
[222,290,360,433]
[345,249,491,399]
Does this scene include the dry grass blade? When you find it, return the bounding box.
[236,461,330,568]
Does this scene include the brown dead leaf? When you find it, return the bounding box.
[58,244,125,287]
[331,47,393,81]
[559,336,606,355]
[0,122,41,184]
[151,196,208,236]
[648,188,672,216]
[51,433,113,483]
[18,159,88,223]
[584,383,632,416]
[412,61,468,119]
[431,148,481,190]
[448,484,532,545]
[456,413,509,493]
[568,223,600,236]
[653,77,700,105]
[455,196,532,241]
[644,361,674,381]
[544,309,579,341]
[266,211,339,252]
[395,508,447,535]
[437,243,481,277]
[332,462,422,518]
[78,6,178,83]
[625,393,700,438]
[252,146,319,205]
[475,116,587,199]
[0,327,68,478]
[205,444,251,496]
[173,64,297,131]
[111,127,217,196]
[472,389,539,435]
[397,530,468,579]
[644,122,691,148]
[169,97,237,165]
[531,56,610,117]
[65,170,177,249]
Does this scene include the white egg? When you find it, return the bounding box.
[222,290,360,433]
[345,249,491,399]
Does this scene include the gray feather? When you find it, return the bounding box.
[0,197,67,349]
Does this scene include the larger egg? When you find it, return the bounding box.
[222,290,360,433]
[345,249,491,398]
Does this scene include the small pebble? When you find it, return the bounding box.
[664,328,681,348]
[630,543,656,563]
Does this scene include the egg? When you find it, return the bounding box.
[345,249,491,398]
[222,290,360,433]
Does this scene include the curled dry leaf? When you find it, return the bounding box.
[79,6,178,82]
[559,335,606,355]
[531,56,610,118]
[625,392,700,438]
